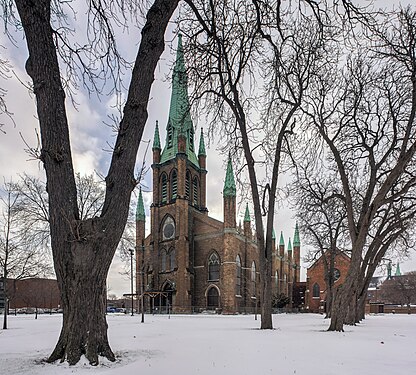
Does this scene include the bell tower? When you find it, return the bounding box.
[147,34,208,313]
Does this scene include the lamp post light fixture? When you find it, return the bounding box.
[129,248,134,316]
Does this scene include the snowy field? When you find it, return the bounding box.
[0,313,415,375]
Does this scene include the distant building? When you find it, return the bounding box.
[5,278,60,310]
[305,251,351,313]
[135,36,301,314]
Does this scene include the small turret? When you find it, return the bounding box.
[136,188,146,245]
[395,262,402,276]
[293,222,301,283]
[223,155,236,228]
[243,203,252,238]
[223,155,236,197]
[136,188,146,222]
[279,231,285,258]
[152,121,161,164]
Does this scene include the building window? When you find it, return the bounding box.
[275,270,279,292]
[208,252,220,281]
[169,248,176,270]
[161,174,168,203]
[185,171,191,200]
[207,286,219,309]
[162,216,175,241]
[171,170,177,200]
[313,283,320,298]
[236,255,242,296]
[251,261,256,296]
[161,249,167,272]
[193,177,198,206]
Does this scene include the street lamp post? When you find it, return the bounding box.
[141,242,145,323]
[129,248,134,316]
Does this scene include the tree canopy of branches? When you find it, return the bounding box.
[298,6,416,331]
[1,0,179,365]
[180,0,335,328]
[290,162,349,317]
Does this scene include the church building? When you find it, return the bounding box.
[135,36,301,314]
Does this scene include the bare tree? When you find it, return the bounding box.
[290,161,349,317]
[300,7,416,331]
[1,0,179,365]
[1,181,51,329]
[181,0,330,329]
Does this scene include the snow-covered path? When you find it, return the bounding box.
[0,313,414,374]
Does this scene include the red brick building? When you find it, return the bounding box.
[5,278,61,310]
[305,251,350,313]
[135,36,301,314]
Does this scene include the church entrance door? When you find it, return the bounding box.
[207,286,219,309]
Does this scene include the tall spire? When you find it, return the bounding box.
[287,237,292,251]
[153,121,161,150]
[279,231,285,247]
[223,155,236,197]
[198,128,206,156]
[244,203,250,222]
[293,222,300,247]
[136,189,145,222]
[160,34,199,167]
[395,262,401,276]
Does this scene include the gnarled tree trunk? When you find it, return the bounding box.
[15,0,179,365]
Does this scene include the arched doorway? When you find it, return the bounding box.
[162,282,174,312]
[206,286,220,310]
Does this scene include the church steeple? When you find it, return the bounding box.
[244,203,250,222]
[279,231,285,247]
[293,222,300,247]
[160,34,199,167]
[223,156,236,197]
[223,155,236,228]
[153,121,161,150]
[136,188,145,222]
[198,128,206,157]
[395,262,402,276]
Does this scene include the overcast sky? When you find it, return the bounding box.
[1,1,415,297]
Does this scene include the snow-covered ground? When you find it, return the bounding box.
[0,313,414,374]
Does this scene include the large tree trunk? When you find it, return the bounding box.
[328,258,360,331]
[15,0,179,365]
[260,257,273,329]
[48,239,113,364]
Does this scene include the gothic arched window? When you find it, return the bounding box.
[275,270,279,292]
[251,261,256,296]
[236,255,242,296]
[171,170,177,200]
[313,283,320,298]
[208,252,220,281]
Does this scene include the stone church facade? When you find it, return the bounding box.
[135,36,301,314]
